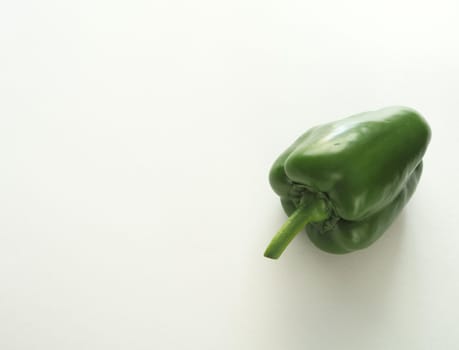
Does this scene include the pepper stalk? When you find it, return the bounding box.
[264,197,329,259]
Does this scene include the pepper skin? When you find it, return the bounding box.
[264,106,431,258]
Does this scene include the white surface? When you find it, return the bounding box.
[1,0,459,349]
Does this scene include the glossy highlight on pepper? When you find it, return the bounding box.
[264,106,431,259]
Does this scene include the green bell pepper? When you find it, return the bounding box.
[264,106,431,259]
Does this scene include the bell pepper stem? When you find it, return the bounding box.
[264,198,329,259]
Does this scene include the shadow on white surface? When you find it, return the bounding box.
[238,211,410,348]
[299,212,406,300]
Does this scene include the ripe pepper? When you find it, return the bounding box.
[264,106,431,259]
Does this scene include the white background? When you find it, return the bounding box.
[1,0,458,349]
